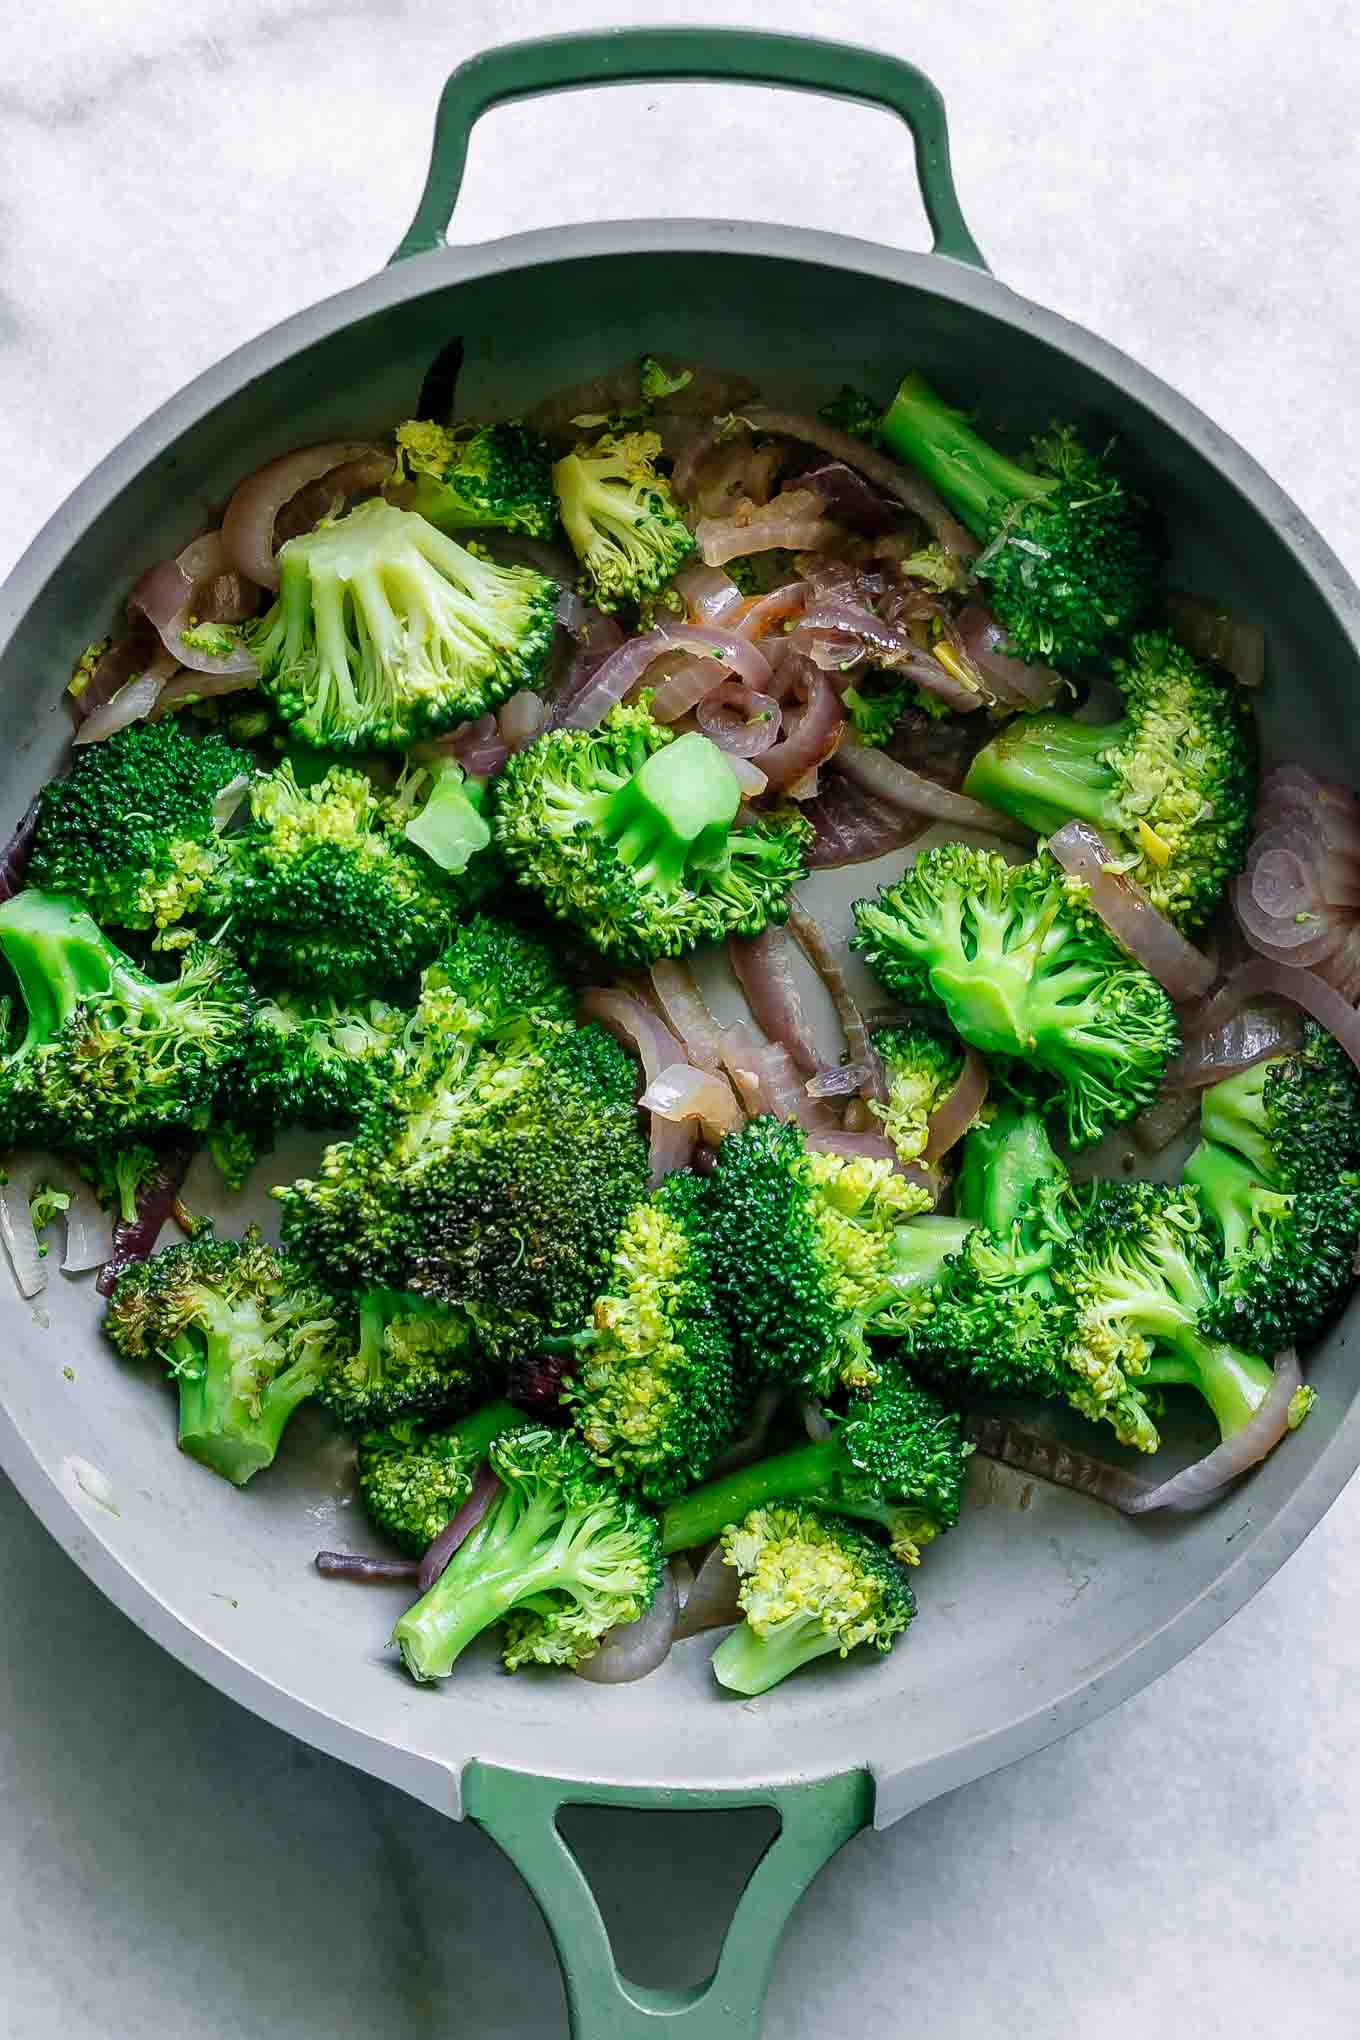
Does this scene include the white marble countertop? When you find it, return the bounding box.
[3,2,1359,2034]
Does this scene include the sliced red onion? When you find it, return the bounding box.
[740,407,980,559]
[788,462,899,534]
[69,634,155,727]
[641,1062,744,1145]
[564,622,771,734]
[0,1153,115,1298]
[128,537,260,681]
[417,1462,500,1592]
[648,961,724,1072]
[672,561,746,621]
[1165,1001,1301,1090]
[674,1544,743,1640]
[785,765,822,801]
[1048,821,1216,1000]
[1120,1349,1303,1514]
[963,1413,1148,1509]
[728,927,822,1077]
[803,1130,940,1200]
[0,795,41,904]
[1233,876,1344,968]
[650,656,729,724]
[802,770,927,869]
[734,581,808,643]
[792,631,868,680]
[759,1039,839,1132]
[835,732,1032,843]
[695,683,782,757]
[73,668,172,746]
[1173,960,1360,1077]
[498,689,547,752]
[579,986,693,1182]
[806,1060,877,1100]
[955,602,1063,709]
[922,1046,988,1162]
[555,587,589,634]
[316,1552,422,1584]
[221,440,393,591]
[757,665,846,792]
[575,1564,679,1683]
[785,899,886,1104]
[725,755,769,798]
[155,667,259,712]
[1131,1085,1201,1154]
[716,1020,776,1116]
[699,1384,786,1482]
[96,1140,194,1296]
[450,712,510,778]
[696,491,844,568]
[799,599,918,659]
[1166,590,1265,688]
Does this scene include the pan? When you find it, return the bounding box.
[3,29,1359,2038]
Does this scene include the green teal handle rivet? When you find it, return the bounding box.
[392,29,987,271]
[464,1764,872,2037]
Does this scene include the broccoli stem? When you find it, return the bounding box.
[1199,1061,1277,1181]
[954,1104,1068,1238]
[602,733,741,891]
[660,1435,846,1555]
[1142,1337,1277,1439]
[1183,1141,1260,1262]
[0,890,116,1044]
[170,1319,328,1486]
[392,1486,563,1681]
[451,1397,524,1459]
[403,762,492,874]
[710,1610,843,1695]
[957,713,1126,839]
[879,372,1054,540]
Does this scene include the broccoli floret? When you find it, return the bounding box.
[27,718,252,946]
[317,1285,493,1429]
[1198,1022,1360,1194]
[415,911,575,1038]
[207,989,406,1190]
[552,430,697,612]
[879,374,1159,669]
[962,633,1256,929]
[496,702,809,963]
[391,1424,663,1680]
[553,1172,739,1503]
[819,386,886,449]
[853,844,1179,1147]
[28,1178,70,1252]
[870,1023,965,1165]
[661,1370,967,1566]
[214,762,468,996]
[709,1504,915,1695]
[357,1398,525,1554]
[1055,1180,1289,1456]
[392,419,558,539]
[703,1117,933,1396]
[76,1139,159,1224]
[103,1228,340,1484]
[249,498,558,750]
[0,890,252,1150]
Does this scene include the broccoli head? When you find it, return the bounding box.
[249,498,558,750]
[356,1398,524,1555]
[879,373,1160,670]
[391,1424,663,1680]
[76,1139,159,1224]
[391,419,559,539]
[962,633,1256,928]
[853,844,1179,1147]
[552,430,697,612]
[0,889,252,1150]
[317,1285,495,1430]
[709,1504,916,1696]
[27,717,251,946]
[1197,1021,1360,1194]
[103,1228,340,1484]
[495,702,809,963]
[870,1022,966,1166]
[818,386,887,448]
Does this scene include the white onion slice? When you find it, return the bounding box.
[221,440,393,591]
[835,731,1033,844]
[640,1061,744,1145]
[672,562,745,621]
[1048,821,1216,999]
[1121,1349,1303,1513]
[564,622,772,733]
[575,1565,679,1682]
[72,667,172,745]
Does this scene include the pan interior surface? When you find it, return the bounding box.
[2,237,1356,1824]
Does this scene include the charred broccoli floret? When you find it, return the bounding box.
[963,633,1255,928]
[391,419,558,539]
[356,1398,524,1555]
[552,429,697,612]
[249,499,557,750]
[853,843,1179,1147]
[495,701,809,963]
[391,1425,662,1680]
[317,1285,494,1430]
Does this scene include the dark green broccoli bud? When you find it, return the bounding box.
[415,912,575,1040]
[709,1503,916,1695]
[879,373,1160,670]
[0,890,253,1150]
[1186,1141,1360,1351]
[853,844,1179,1147]
[357,1398,525,1555]
[103,1228,340,1484]
[213,762,467,997]
[249,499,558,751]
[1055,1179,1289,1456]
[554,1172,739,1503]
[962,633,1256,929]
[317,1285,493,1429]
[661,1369,967,1564]
[1198,1022,1360,1194]
[495,702,810,964]
[552,430,697,612]
[27,718,252,946]
[870,1023,965,1165]
[391,1424,663,1680]
[818,386,886,449]
[391,419,559,539]
[703,1117,934,1397]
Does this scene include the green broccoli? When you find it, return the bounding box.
[709,1504,916,1696]
[702,1117,934,1396]
[249,498,558,751]
[391,419,558,539]
[853,843,1179,1147]
[0,889,252,1150]
[818,386,887,449]
[551,1172,739,1503]
[962,633,1256,928]
[495,702,809,963]
[27,718,252,947]
[385,756,493,877]
[1197,1022,1360,1194]
[870,1023,965,1165]
[318,1285,494,1429]
[28,1178,70,1253]
[552,430,697,612]
[76,1140,159,1224]
[391,1424,663,1680]
[103,1228,341,1484]
[661,1371,968,1566]
[356,1398,525,1555]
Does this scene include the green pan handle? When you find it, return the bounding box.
[463,1762,872,2037]
[392,29,986,270]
